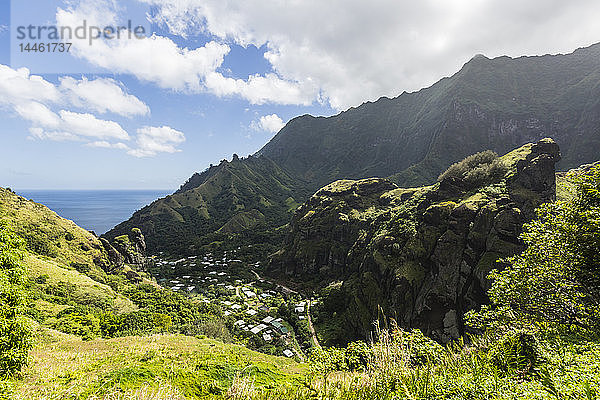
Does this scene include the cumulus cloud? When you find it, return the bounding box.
[0,63,179,157]
[0,64,184,157]
[0,64,149,120]
[86,141,130,149]
[128,126,186,157]
[251,114,285,134]
[0,65,60,106]
[139,0,600,109]
[27,110,129,142]
[59,77,150,117]
[55,0,317,105]
[14,101,61,128]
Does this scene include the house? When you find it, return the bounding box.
[231,304,242,310]
[271,321,289,334]
[262,333,272,342]
[246,309,258,316]
[262,316,275,324]
[250,324,267,334]
[283,349,294,358]
[234,320,246,327]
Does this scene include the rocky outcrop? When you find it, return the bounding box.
[271,139,561,344]
[111,228,147,267]
[99,238,124,271]
[99,228,147,281]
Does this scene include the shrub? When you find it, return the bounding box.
[391,328,444,366]
[486,165,600,331]
[345,341,372,371]
[0,223,33,377]
[438,150,507,189]
[488,330,541,375]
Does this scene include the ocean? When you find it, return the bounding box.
[16,190,171,235]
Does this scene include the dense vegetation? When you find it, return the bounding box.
[104,155,309,256]
[437,150,507,190]
[0,224,32,380]
[1,149,598,399]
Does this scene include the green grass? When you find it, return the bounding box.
[25,254,136,317]
[0,188,111,271]
[10,327,598,400]
[10,330,306,399]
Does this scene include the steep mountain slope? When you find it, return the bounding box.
[270,139,560,344]
[258,43,600,188]
[0,188,143,275]
[0,188,153,334]
[104,155,309,255]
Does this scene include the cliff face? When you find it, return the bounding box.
[272,139,560,343]
[257,44,600,189]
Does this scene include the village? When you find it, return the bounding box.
[149,249,314,359]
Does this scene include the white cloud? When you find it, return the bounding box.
[14,101,61,128]
[86,141,130,150]
[128,126,186,157]
[251,114,285,133]
[27,110,130,142]
[0,65,60,106]
[55,0,317,105]
[58,110,130,140]
[59,77,150,117]
[140,0,600,110]
[0,63,175,157]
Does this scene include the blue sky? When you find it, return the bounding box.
[1,0,599,190]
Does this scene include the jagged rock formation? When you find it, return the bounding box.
[100,228,147,282]
[271,139,560,344]
[112,228,147,266]
[109,44,600,256]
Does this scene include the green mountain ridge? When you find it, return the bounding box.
[258,43,600,188]
[104,155,309,255]
[109,43,600,256]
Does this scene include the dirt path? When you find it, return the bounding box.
[306,299,322,350]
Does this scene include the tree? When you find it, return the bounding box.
[483,165,600,331]
[0,223,32,377]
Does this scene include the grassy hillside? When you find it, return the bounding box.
[24,254,136,320]
[0,188,111,273]
[10,330,306,399]
[7,324,599,399]
[104,155,309,256]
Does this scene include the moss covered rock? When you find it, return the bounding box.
[271,139,561,344]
